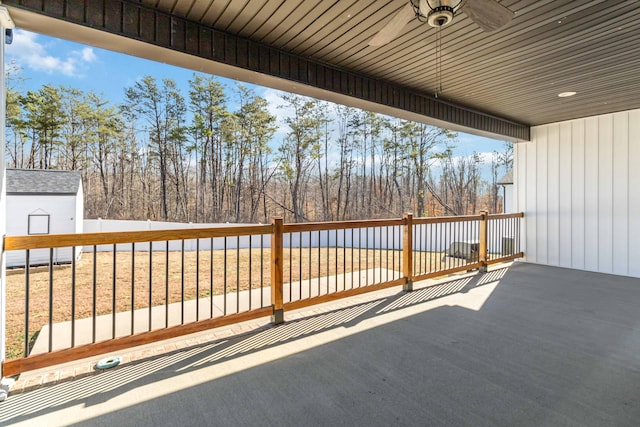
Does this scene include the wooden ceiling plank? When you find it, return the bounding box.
[237,0,287,37]
[249,0,305,41]
[184,0,214,22]
[212,0,251,30]
[199,0,232,27]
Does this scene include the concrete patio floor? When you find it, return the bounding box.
[1,262,639,426]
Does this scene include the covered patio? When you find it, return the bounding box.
[0,0,639,422]
[1,262,639,426]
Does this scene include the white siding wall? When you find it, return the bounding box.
[515,109,640,277]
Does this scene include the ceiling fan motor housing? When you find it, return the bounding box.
[426,6,455,27]
[417,0,457,27]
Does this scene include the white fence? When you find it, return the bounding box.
[82,219,493,253]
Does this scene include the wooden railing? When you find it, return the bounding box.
[1,212,523,377]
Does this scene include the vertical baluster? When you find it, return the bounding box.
[112,244,117,338]
[351,228,354,288]
[454,222,459,269]
[24,250,30,357]
[391,225,395,279]
[334,229,338,291]
[518,217,521,253]
[385,225,389,282]
[515,217,518,254]
[149,242,153,331]
[298,232,302,300]
[365,227,369,286]
[48,248,54,352]
[428,223,432,273]
[373,227,377,283]
[289,233,293,301]
[510,217,513,255]
[439,222,443,271]
[518,217,521,252]
[210,237,214,317]
[399,224,403,279]
[317,230,321,295]
[260,234,264,308]
[236,235,240,313]
[325,230,329,292]
[165,241,169,328]
[249,235,252,311]
[91,246,98,342]
[308,231,312,297]
[468,221,472,265]
[436,222,441,272]
[358,228,362,288]
[342,229,347,291]
[71,247,76,347]
[196,239,200,321]
[512,217,515,253]
[493,218,497,260]
[131,242,135,335]
[181,240,185,324]
[224,237,228,315]
[418,223,422,276]
[515,217,519,253]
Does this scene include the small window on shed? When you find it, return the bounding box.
[28,214,50,235]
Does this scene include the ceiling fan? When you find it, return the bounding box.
[369,0,514,47]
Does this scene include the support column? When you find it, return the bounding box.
[479,210,488,273]
[270,218,284,324]
[0,6,13,397]
[402,213,414,291]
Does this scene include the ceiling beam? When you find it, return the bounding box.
[4,0,530,141]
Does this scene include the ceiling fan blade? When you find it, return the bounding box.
[461,0,514,32]
[369,3,415,47]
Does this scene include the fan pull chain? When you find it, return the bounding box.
[435,26,442,98]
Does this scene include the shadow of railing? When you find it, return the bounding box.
[0,266,510,424]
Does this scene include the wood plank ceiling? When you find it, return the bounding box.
[5,0,640,135]
[143,0,640,127]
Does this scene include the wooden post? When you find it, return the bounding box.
[270,217,284,324]
[403,213,414,291]
[479,210,488,273]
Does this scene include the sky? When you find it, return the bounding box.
[5,29,511,164]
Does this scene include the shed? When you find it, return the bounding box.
[5,169,84,267]
[498,169,514,213]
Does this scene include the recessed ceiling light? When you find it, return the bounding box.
[558,91,577,98]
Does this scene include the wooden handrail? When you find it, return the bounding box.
[413,214,482,225]
[4,224,273,250]
[487,212,524,220]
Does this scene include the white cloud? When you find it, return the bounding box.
[262,88,291,136]
[6,30,98,77]
[81,47,97,63]
[476,151,500,164]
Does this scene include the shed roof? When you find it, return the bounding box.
[498,169,513,185]
[6,169,82,195]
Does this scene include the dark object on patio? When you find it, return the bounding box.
[442,241,479,262]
